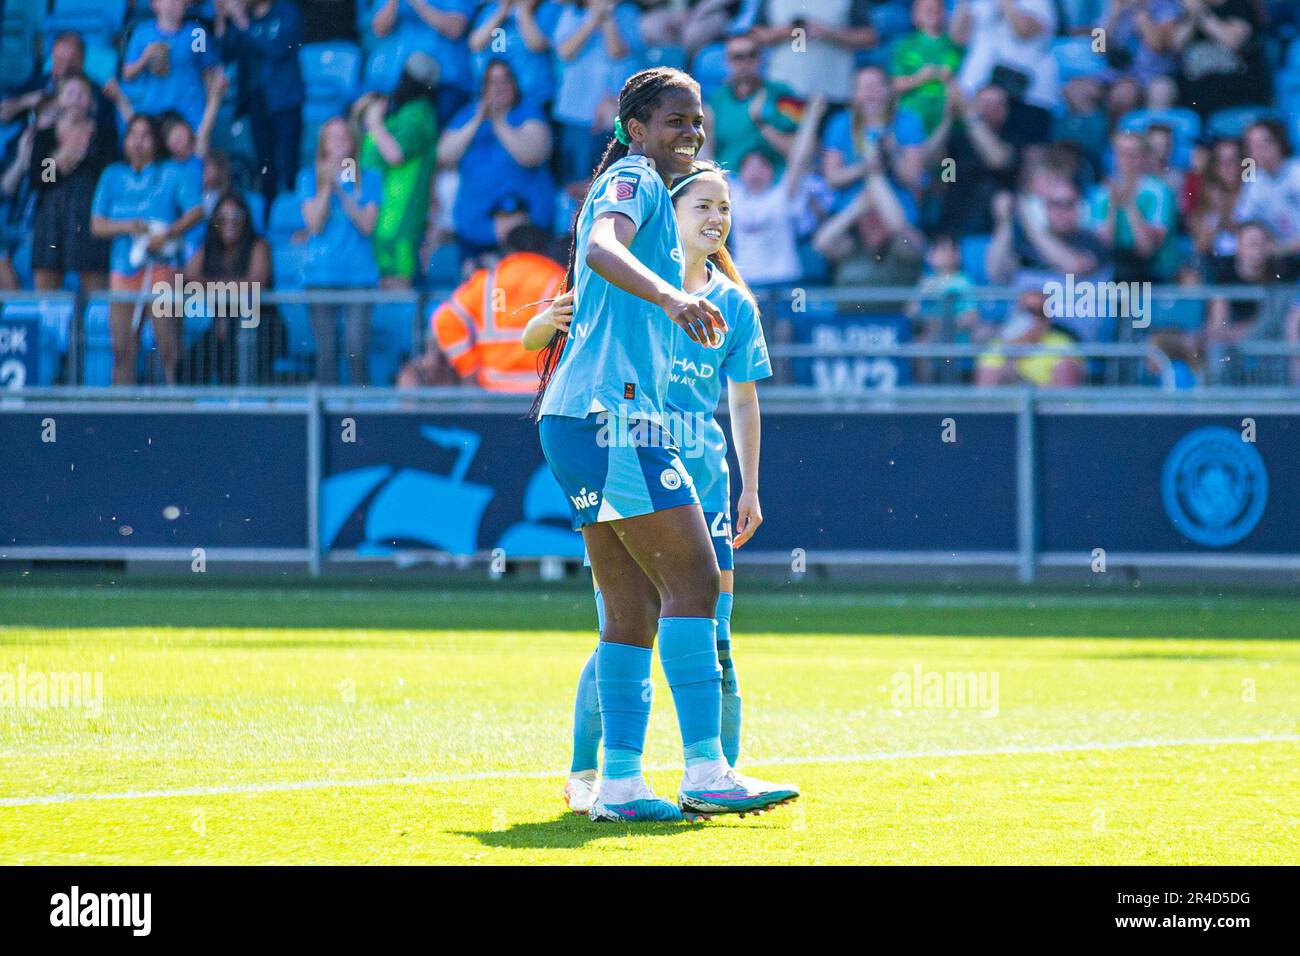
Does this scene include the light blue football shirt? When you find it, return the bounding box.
[539,153,685,422]
[91,160,204,275]
[666,263,771,512]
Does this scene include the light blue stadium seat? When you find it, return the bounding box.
[1287,37,1300,72]
[212,104,258,166]
[301,41,361,104]
[871,2,912,43]
[0,18,37,90]
[50,0,128,31]
[691,42,728,97]
[644,45,687,71]
[269,240,313,362]
[300,99,344,169]
[1052,36,1106,84]
[267,194,305,240]
[83,301,113,387]
[369,302,416,385]
[1118,108,1200,168]
[1206,105,1277,139]
[363,34,413,94]
[960,234,991,287]
[42,15,116,54]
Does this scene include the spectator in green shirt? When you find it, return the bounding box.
[704,33,801,176]
[357,51,441,289]
[889,0,963,134]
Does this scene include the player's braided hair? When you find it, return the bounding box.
[529,67,701,421]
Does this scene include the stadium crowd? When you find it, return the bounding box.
[0,0,1299,387]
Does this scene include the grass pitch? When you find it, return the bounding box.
[1,583,1297,865]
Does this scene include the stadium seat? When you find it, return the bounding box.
[212,103,258,167]
[363,34,413,94]
[871,2,912,43]
[1206,105,1278,139]
[82,45,119,87]
[82,301,112,387]
[0,16,36,90]
[643,46,687,72]
[1287,37,1300,72]
[49,0,128,31]
[300,99,343,168]
[691,42,728,97]
[960,234,991,287]
[300,42,361,104]
[1117,108,1200,168]
[267,195,305,242]
[369,302,416,385]
[41,15,116,54]
[1051,37,1106,84]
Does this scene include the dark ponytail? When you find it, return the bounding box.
[529,66,701,421]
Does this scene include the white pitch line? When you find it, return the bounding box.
[1,733,1296,809]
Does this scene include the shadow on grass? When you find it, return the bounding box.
[456,815,710,851]
[1,582,1297,638]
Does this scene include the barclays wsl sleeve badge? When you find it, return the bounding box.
[1160,426,1268,548]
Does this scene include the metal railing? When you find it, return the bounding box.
[2,284,1297,390]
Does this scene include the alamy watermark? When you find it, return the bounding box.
[890,664,999,717]
[595,406,709,460]
[150,274,261,328]
[1044,274,1153,329]
[0,664,103,717]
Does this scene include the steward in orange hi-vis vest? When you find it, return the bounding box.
[431,251,566,393]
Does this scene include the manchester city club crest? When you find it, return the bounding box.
[1160,426,1269,548]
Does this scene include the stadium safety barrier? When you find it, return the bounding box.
[3,285,1298,390]
[2,386,1297,581]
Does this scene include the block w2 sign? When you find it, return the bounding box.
[0,317,38,390]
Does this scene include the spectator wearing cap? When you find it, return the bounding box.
[975,289,1084,387]
[1234,121,1300,257]
[749,0,878,105]
[438,58,555,260]
[368,0,475,125]
[549,0,644,187]
[121,0,224,134]
[469,1,563,109]
[296,118,382,385]
[1085,130,1178,282]
[409,215,565,391]
[356,52,441,290]
[215,0,306,212]
[704,33,801,178]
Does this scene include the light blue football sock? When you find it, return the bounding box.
[715,591,741,766]
[570,648,600,773]
[595,641,653,781]
[568,590,605,773]
[658,616,723,768]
